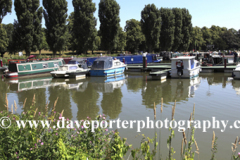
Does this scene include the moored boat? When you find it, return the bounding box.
[89,57,126,77]
[4,59,65,78]
[232,64,240,80]
[50,64,89,78]
[170,56,201,79]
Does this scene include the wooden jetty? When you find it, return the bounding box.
[126,63,236,73]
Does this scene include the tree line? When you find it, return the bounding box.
[0,0,240,57]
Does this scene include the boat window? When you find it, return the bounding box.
[58,66,68,71]
[43,63,48,68]
[92,61,105,69]
[115,62,120,66]
[68,61,77,64]
[190,59,194,69]
[69,66,78,70]
[54,63,59,67]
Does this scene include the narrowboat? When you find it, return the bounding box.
[170,56,201,79]
[89,57,126,77]
[4,59,65,78]
[85,54,162,67]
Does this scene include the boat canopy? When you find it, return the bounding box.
[68,58,88,69]
[91,57,113,70]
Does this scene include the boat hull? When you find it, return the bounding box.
[171,67,201,79]
[233,70,240,80]
[90,67,125,77]
[67,70,89,78]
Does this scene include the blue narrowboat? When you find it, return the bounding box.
[86,54,162,67]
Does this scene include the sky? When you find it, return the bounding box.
[2,0,240,31]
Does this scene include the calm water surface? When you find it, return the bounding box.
[0,72,240,159]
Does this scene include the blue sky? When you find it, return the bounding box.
[2,0,240,31]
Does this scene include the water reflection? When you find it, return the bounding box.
[232,80,240,95]
[201,73,231,87]
[71,82,100,120]
[126,73,201,107]
[0,78,10,111]
[90,75,126,93]
[90,75,126,119]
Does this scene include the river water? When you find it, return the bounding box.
[0,72,240,159]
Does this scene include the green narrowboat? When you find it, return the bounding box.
[5,59,65,78]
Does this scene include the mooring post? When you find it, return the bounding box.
[0,59,3,67]
[224,56,227,68]
[143,55,147,69]
[123,57,125,64]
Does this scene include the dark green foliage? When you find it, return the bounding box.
[125,19,145,53]
[159,8,175,51]
[14,0,43,56]
[190,26,205,51]
[72,0,97,54]
[1,23,13,56]
[141,4,161,53]
[0,0,12,23]
[0,24,8,57]
[202,26,213,50]
[180,8,192,51]
[99,0,120,53]
[221,28,240,50]
[67,12,77,52]
[38,28,49,55]
[172,8,183,51]
[114,27,126,52]
[9,20,23,54]
[43,0,68,56]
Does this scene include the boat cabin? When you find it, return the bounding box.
[91,57,114,70]
[170,56,201,78]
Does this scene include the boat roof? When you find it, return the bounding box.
[171,56,196,60]
[70,58,87,61]
[94,57,113,61]
[61,64,78,66]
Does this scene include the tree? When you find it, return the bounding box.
[0,24,8,57]
[90,29,100,54]
[99,0,120,54]
[8,20,23,54]
[72,0,97,54]
[222,28,240,50]
[141,4,161,53]
[43,0,68,56]
[159,8,175,51]
[180,8,192,51]
[190,26,205,51]
[201,27,212,50]
[115,27,126,52]
[66,12,77,52]
[125,19,145,53]
[0,0,12,24]
[210,25,223,50]
[14,0,43,56]
[1,23,13,57]
[172,8,183,51]
[38,28,49,55]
